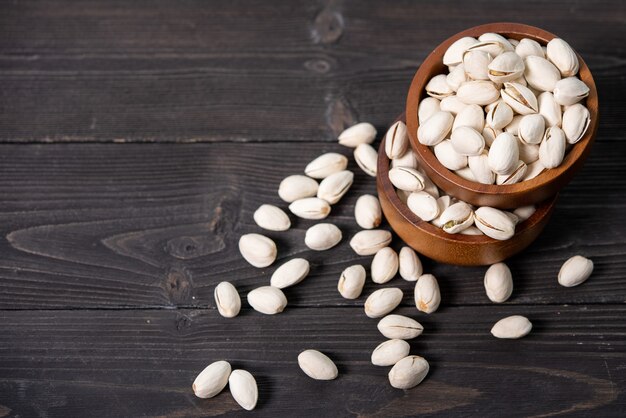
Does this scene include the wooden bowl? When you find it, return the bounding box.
[405,22,598,209]
[376,116,557,266]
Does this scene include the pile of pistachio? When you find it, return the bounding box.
[191,119,594,410]
[418,33,591,185]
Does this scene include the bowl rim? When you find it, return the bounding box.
[376,116,558,245]
[405,22,598,204]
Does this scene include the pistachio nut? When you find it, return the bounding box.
[558,255,593,287]
[371,247,399,284]
[440,201,474,234]
[478,32,514,52]
[482,125,501,147]
[553,77,589,106]
[488,51,524,83]
[229,369,258,411]
[523,160,547,181]
[513,205,536,222]
[538,126,566,169]
[484,263,513,303]
[298,350,338,380]
[501,82,538,115]
[407,191,440,222]
[503,114,523,135]
[239,233,277,268]
[289,197,331,220]
[538,91,562,127]
[392,149,419,169]
[278,175,319,203]
[474,206,516,240]
[457,80,500,105]
[317,170,354,204]
[364,287,403,318]
[270,258,310,289]
[450,126,485,156]
[385,121,409,159]
[338,122,376,148]
[418,97,441,124]
[468,152,496,184]
[355,194,382,229]
[496,160,527,185]
[443,36,478,66]
[304,223,342,251]
[515,38,545,59]
[453,104,485,132]
[508,38,520,48]
[350,229,392,256]
[377,314,424,340]
[247,286,287,315]
[491,315,532,339]
[430,195,453,227]
[253,204,291,232]
[467,40,506,57]
[398,246,423,282]
[354,143,378,177]
[446,63,467,92]
[440,95,468,115]
[338,265,366,299]
[459,226,484,235]
[305,152,349,179]
[372,339,411,367]
[518,142,540,164]
[414,274,441,314]
[562,103,591,144]
[518,113,545,145]
[488,132,519,175]
[434,140,468,171]
[463,49,492,80]
[422,175,441,198]
[214,281,241,318]
[523,56,561,92]
[546,38,579,77]
[388,167,426,192]
[454,166,477,182]
[486,101,514,130]
[192,360,231,399]
[388,356,430,390]
[425,74,454,99]
[417,110,454,146]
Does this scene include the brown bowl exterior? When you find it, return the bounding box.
[406,22,598,209]
[377,118,557,266]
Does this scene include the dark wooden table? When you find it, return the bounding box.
[1,1,625,416]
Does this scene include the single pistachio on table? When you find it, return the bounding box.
[484,263,513,303]
[305,223,342,251]
[440,201,474,234]
[418,97,441,124]
[271,258,310,288]
[239,233,277,268]
[407,191,440,222]
[491,315,532,339]
[468,151,496,185]
[518,113,546,145]
[425,74,454,99]
[450,126,485,156]
[388,355,430,390]
[253,204,291,232]
[317,170,354,204]
[289,197,331,220]
[354,143,378,177]
[558,255,594,287]
[443,36,479,67]
[496,160,528,185]
[488,132,519,175]
[456,80,500,106]
[452,104,485,132]
[515,38,545,59]
[474,207,516,240]
[247,286,287,315]
[463,49,492,80]
[417,110,454,146]
[553,77,589,106]
[546,38,580,77]
[377,314,424,340]
[228,369,258,411]
[398,246,423,282]
[385,121,409,159]
[338,265,366,299]
[371,339,411,367]
[501,82,538,115]
[434,140,468,171]
[192,360,231,399]
[487,51,525,83]
[338,122,376,148]
[350,229,393,256]
[486,101,514,130]
[371,247,399,284]
[538,126,566,169]
[414,274,441,314]
[388,167,426,192]
[364,287,403,318]
[355,194,382,229]
[278,174,319,203]
[298,350,338,380]
[304,152,349,179]
[538,91,562,127]
[523,56,561,92]
[214,281,241,318]
[562,104,591,144]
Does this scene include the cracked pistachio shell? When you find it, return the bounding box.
[414,274,440,314]
[468,152,496,185]
[488,51,525,83]
[239,233,277,268]
[515,38,545,59]
[482,125,501,147]
[305,223,342,251]
[440,201,474,234]
[430,195,452,228]
[562,104,591,144]
[558,255,593,287]
[467,40,506,57]
[425,74,454,99]
[553,77,589,106]
[278,175,318,203]
[350,229,392,256]
[271,258,310,289]
[434,140,468,171]
[539,126,566,169]
[377,314,424,340]
[192,360,231,399]
[385,121,409,159]
[389,167,426,192]
[484,263,513,303]
[496,160,527,185]
[289,197,331,220]
[486,101,514,130]
[229,369,258,411]
[253,204,291,232]
[446,63,467,92]
[355,194,382,229]
[538,91,562,127]
[392,149,419,169]
[364,287,403,318]
[354,143,378,177]
[488,132,519,175]
[317,170,354,204]
[518,113,546,145]
[501,82,538,115]
[398,247,423,282]
[298,350,338,380]
[371,247,399,284]
[453,104,485,132]
[372,339,411,367]
[513,205,536,222]
[479,33,514,52]
[457,80,500,106]
[418,97,441,124]
[450,126,485,156]
[407,191,440,222]
[338,122,376,148]
[474,207,516,240]
[524,56,561,92]
[523,160,547,181]
[305,152,349,179]
[443,36,478,66]
[214,281,241,318]
[247,286,287,315]
[338,265,366,299]
[417,111,453,146]
[388,356,430,390]
[463,49,492,80]
[519,141,540,164]
[491,315,532,339]
[547,38,580,77]
[440,95,468,115]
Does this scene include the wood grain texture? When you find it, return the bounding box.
[0,306,624,417]
[0,0,623,142]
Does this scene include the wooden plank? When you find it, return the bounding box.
[0,306,624,417]
[0,0,623,142]
[0,141,623,309]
